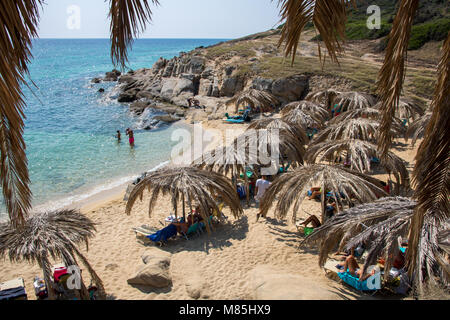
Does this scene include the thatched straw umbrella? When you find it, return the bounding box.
[305,139,410,194]
[306,89,341,110]
[282,108,323,130]
[260,164,386,223]
[125,167,243,232]
[374,99,424,123]
[333,92,377,112]
[0,210,105,300]
[312,118,404,144]
[328,108,381,125]
[246,119,307,166]
[194,142,258,206]
[302,197,415,274]
[302,197,449,289]
[405,112,432,146]
[247,118,308,146]
[227,89,278,113]
[280,101,329,123]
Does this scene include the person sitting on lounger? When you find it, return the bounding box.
[325,200,337,219]
[339,255,375,281]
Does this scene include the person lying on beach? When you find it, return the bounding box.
[298,215,322,228]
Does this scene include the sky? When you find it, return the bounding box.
[37,0,283,39]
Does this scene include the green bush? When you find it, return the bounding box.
[408,18,450,50]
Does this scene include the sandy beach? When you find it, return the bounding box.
[0,116,421,300]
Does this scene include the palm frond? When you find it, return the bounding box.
[248,118,308,146]
[0,0,44,227]
[376,0,419,156]
[260,164,386,223]
[126,167,243,232]
[282,108,322,130]
[109,0,159,69]
[407,32,450,293]
[328,108,381,125]
[277,0,352,65]
[227,89,278,113]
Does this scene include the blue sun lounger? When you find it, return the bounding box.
[147,224,178,244]
[224,119,245,124]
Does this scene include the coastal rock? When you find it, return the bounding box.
[104,69,121,82]
[98,88,105,93]
[250,265,341,300]
[91,77,102,84]
[271,75,309,103]
[130,100,151,115]
[153,114,181,123]
[127,249,172,288]
[160,78,178,100]
[118,75,135,84]
[251,77,274,92]
[118,90,138,103]
[220,76,244,97]
[173,78,194,96]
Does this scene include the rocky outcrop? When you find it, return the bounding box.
[252,74,309,104]
[104,69,121,82]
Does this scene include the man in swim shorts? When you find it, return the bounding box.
[126,128,135,146]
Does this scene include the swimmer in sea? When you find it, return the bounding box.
[126,128,135,146]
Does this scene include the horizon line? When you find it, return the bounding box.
[35,37,232,40]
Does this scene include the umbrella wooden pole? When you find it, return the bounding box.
[244,173,249,207]
[182,194,186,221]
[321,184,326,224]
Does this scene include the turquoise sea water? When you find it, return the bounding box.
[0,39,225,218]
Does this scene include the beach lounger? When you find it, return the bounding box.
[147,224,178,246]
[223,119,245,124]
[132,225,160,245]
[0,278,27,301]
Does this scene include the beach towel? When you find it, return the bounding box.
[225,119,244,124]
[0,287,27,300]
[337,271,377,291]
[147,224,178,242]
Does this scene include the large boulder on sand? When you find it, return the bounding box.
[127,249,172,288]
[250,265,341,300]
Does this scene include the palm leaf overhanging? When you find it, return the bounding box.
[0,210,106,300]
[227,89,278,113]
[376,0,419,156]
[109,0,159,69]
[305,139,410,193]
[125,167,243,232]
[280,100,329,123]
[277,0,352,65]
[0,0,45,227]
[407,32,450,293]
[260,164,386,223]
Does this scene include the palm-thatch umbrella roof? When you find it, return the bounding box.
[227,89,278,113]
[333,91,377,112]
[305,139,410,193]
[0,210,105,300]
[302,197,415,274]
[405,112,431,146]
[302,197,449,289]
[125,167,243,232]
[280,101,329,123]
[282,108,323,130]
[306,89,341,110]
[374,99,424,122]
[246,118,307,165]
[260,164,386,223]
[328,108,381,125]
[312,118,404,144]
[247,118,308,146]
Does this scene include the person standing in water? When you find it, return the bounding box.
[116,130,121,142]
[126,128,135,146]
